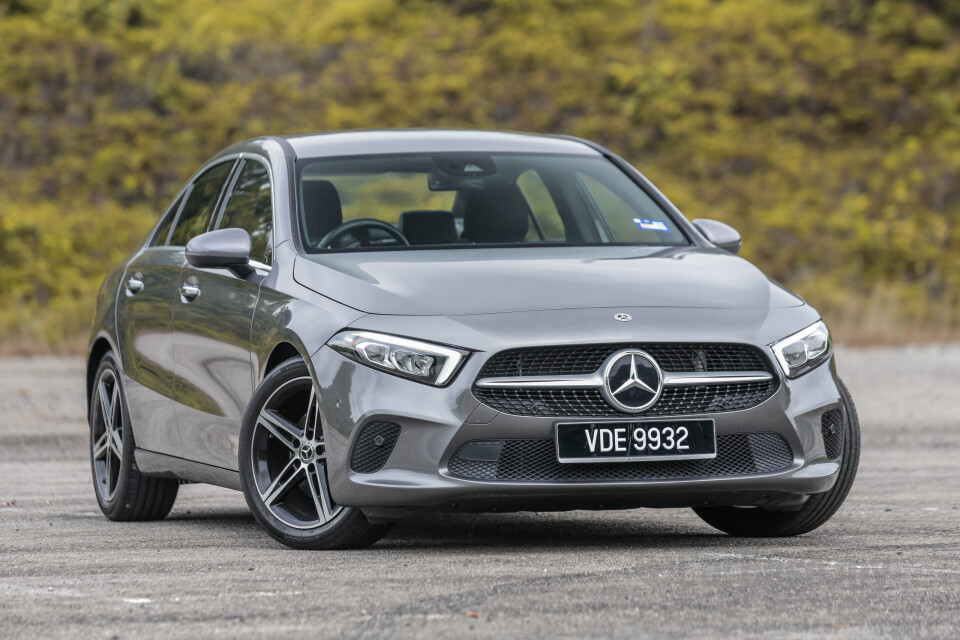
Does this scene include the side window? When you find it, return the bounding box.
[218,160,274,265]
[517,170,565,240]
[151,192,184,247]
[168,161,235,247]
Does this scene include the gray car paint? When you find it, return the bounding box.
[114,246,185,458]
[171,261,259,470]
[89,130,844,515]
[294,246,804,316]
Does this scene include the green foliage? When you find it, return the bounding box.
[1,0,959,348]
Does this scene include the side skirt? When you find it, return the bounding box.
[135,449,241,491]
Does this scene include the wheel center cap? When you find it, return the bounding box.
[298,443,314,463]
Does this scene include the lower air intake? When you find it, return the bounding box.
[447,432,793,482]
[820,410,843,460]
[350,421,401,473]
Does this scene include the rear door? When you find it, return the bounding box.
[171,157,274,470]
[116,194,187,457]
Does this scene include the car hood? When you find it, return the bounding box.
[294,246,804,316]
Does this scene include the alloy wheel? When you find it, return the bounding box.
[250,376,342,529]
[91,368,124,502]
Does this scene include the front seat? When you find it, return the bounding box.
[460,185,530,243]
[399,210,458,245]
[302,180,343,246]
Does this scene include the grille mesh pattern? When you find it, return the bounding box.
[350,421,401,473]
[475,343,778,417]
[820,409,843,460]
[474,382,777,417]
[478,343,772,378]
[447,433,793,482]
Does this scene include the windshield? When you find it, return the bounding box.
[297,153,687,252]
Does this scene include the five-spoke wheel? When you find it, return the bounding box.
[251,378,342,528]
[239,357,392,549]
[91,367,124,502]
[88,351,179,520]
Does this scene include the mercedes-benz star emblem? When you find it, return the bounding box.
[600,349,663,413]
[299,443,314,463]
[614,313,632,322]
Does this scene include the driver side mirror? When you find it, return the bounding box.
[692,219,742,255]
[185,228,254,278]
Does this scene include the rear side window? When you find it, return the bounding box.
[151,192,184,247]
[218,159,274,265]
[169,161,235,247]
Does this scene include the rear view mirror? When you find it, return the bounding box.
[185,228,254,278]
[692,219,742,255]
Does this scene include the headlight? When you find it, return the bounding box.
[327,330,468,386]
[770,320,832,378]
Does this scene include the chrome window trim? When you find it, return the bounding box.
[249,259,272,273]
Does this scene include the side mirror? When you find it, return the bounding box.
[185,228,254,278]
[692,219,742,255]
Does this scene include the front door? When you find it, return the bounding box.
[171,265,260,470]
[171,156,274,470]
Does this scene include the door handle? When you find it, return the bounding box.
[179,283,201,301]
[125,276,144,294]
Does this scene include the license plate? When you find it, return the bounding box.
[555,420,717,463]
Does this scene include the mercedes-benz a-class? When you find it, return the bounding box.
[87,130,859,549]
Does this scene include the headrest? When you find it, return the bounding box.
[399,210,458,245]
[302,180,343,244]
[460,185,529,243]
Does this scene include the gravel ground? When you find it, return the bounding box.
[1,347,958,639]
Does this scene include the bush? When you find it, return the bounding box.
[1,0,959,349]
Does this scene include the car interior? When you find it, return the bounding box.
[297,153,687,251]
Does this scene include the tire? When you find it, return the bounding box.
[89,351,179,521]
[238,357,392,550]
[693,378,861,537]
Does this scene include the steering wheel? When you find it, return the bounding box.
[316,219,410,249]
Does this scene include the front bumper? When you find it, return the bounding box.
[311,340,845,516]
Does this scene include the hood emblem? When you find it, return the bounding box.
[614,313,632,322]
[600,349,663,413]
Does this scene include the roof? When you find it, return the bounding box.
[276,129,600,159]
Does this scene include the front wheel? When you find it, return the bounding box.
[238,357,392,549]
[693,379,861,537]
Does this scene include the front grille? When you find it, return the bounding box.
[350,421,401,473]
[474,343,779,417]
[475,382,777,417]
[479,343,771,377]
[820,410,843,460]
[447,433,794,482]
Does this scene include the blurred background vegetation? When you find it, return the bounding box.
[1,0,959,351]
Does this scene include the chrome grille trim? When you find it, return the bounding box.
[475,370,773,389]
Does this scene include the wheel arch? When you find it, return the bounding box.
[260,338,312,384]
[87,333,119,414]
